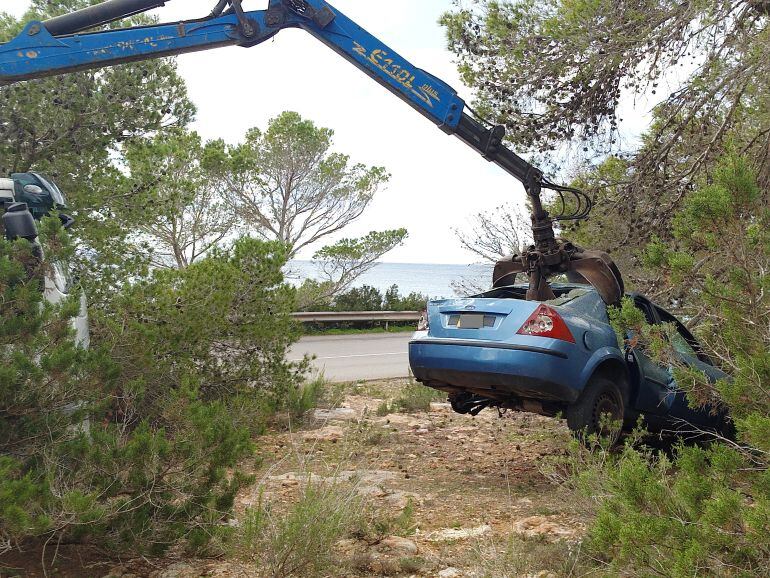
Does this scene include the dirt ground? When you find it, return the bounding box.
[2,379,594,578]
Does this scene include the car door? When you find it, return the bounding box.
[626,296,677,416]
[654,307,727,428]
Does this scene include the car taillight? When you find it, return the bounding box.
[517,304,575,343]
[417,309,429,331]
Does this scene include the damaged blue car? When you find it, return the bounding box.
[409,284,731,438]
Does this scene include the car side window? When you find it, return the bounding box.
[656,307,713,365]
[669,329,697,358]
[621,298,657,357]
[633,298,657,325]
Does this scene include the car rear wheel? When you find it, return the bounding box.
[566,376,624,442]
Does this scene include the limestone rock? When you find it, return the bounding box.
[302,425,345,442]
[376,535,418,556]
[153,563,199,578]
[313,407,358,422]
[426,524,492,541]
[339,469,399,485]
[513,515,580,541]
[430,402,452,413]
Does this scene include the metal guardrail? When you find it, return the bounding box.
[292,311,421,323]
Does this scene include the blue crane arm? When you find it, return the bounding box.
[0,0,622,303]
[0,9,266,86]
[1,2,465,131]
[0,0,550,209]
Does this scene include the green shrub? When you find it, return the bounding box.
[376,400,391,416]
[375,383,445,415]
[579,154,770,575]
[286,374,327,419]
[333,284,427,314]
[101,237,307,414]
[0,231,304,555]
[398,556,426,573]
[383,284,429,312]
[350,498,417,546]
[587,443,770,576]
[299,284,428,332]
[334,284,383,311]
[387,383,445,414]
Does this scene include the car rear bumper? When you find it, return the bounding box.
[409,339,580,403]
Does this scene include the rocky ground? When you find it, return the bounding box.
[6,379,596,578]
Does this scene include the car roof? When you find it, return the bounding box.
[493,284,681,316]
[493,282,598,294]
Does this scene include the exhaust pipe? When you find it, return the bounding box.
[44,0,169,36]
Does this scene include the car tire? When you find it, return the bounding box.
[566,376,625,441]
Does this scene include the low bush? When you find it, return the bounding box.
[571,155,770,576]
[397,556,426,573]
[470,534,578,578]
[230,478,363,578]
[285,374,327,420]
[0,229,307,556]
[384,382,446,414]
[332,284,428,313]
[587,442,770,576]
[299,283,429,332]
[365,498,417,540]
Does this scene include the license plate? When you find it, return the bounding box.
[458,314,484,329]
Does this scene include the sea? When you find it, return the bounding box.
[285,260,495,299]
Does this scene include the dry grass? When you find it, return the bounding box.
[230,479,363,578]
[376,381,446,415]
[466,534,583,578]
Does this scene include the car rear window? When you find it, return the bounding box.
[557,290,609,323]
[546,288,590,306]
[471,284,609,323]
[473,285,588,300]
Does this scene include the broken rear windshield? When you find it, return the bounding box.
[473,284,591,304]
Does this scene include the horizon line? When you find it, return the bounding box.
[287,259,493,267]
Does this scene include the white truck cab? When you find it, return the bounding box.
[0,177,14,204]
[1,174,89,347]
[45,262,90,349]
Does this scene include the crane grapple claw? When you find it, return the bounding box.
[493,240,624,306]
[492,256,526,288]
[566,249,624,305]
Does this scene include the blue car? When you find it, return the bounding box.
[409,284,731,438]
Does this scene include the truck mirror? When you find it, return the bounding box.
[59,213,75,230]
[2,202,39,242]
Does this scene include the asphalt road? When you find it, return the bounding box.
[289,333,413,382]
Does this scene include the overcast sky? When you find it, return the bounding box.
[3,1,650,264]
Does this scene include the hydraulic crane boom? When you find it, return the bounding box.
[0,0,624,304]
